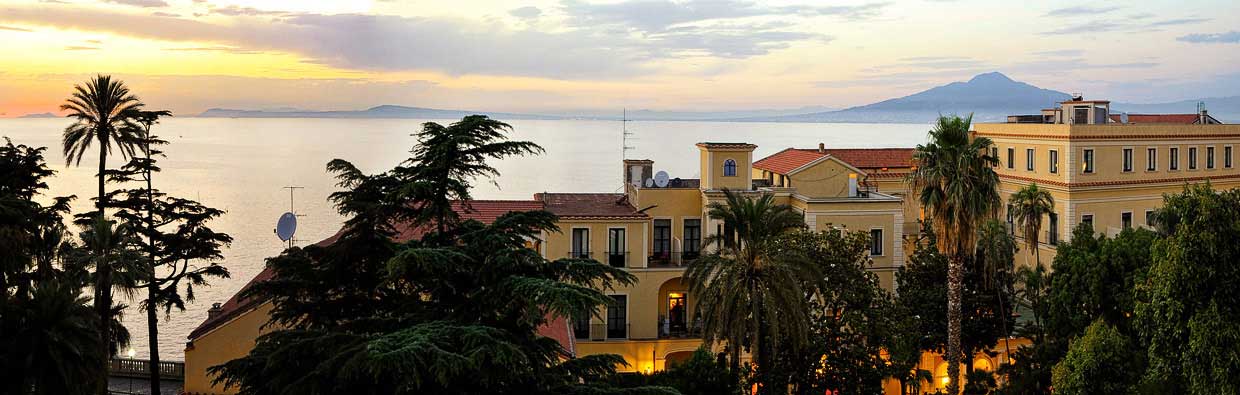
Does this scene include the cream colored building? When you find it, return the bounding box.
[984,98,1235,267]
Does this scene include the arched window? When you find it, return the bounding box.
[723,159,737,176]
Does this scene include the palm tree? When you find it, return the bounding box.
[975,219,1017,366]
[12,279,107,395]
[685,189,815,393]
[60,75,144,364]
[1008,183,1054,267]
[907,114,1000,394]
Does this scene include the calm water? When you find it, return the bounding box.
[0,117,931,360]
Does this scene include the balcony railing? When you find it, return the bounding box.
[567,251,593,260]
[605,251,629,268]
[658,315,703,339]
[647,250,701,268]
[589,323,629,340]
[108,358,184,380]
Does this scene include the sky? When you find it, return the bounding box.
[1,0,1239,117]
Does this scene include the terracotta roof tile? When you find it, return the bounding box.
[535,193,648,219]
[188,200,545,341]
[754,147,915,175]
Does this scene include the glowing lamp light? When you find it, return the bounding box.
[940,377,950,386]
[125,348,136,359]
[644,363,653,374]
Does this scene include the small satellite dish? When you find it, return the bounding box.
[275,212,297,242]
[644,178,655,187]
[654,171,670,188]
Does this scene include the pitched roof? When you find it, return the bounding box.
[188,200,551,342]
[535,193,649,219]
[753,148,916,175]
[1108,113,1219,124]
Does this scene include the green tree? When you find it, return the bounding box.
[685,189,815,393]
[1136,184,1240,393]
[400,115,543,235]
[1051,320,1140,395]
[908,114,1001,394]
[896,221,1013,389]
[102,109,232,394]
[60,75,145,366]
[211,118,668,394]
[0,138,107,394]
[611,348,741,395]
[1008,183,1054,267]
[1046,225,1154,342]
[769,228,894,395]
[975,219,1017,364]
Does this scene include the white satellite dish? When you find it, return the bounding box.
[275,212,297,242]
[644,178,655,187]
[654,171,670,188]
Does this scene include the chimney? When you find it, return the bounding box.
[207,302,223,319]
[818,142,825,154]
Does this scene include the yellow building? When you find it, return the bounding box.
[983,98,1237,267]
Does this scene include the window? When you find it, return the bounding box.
[1007,148,1015,169]
[1147,148,1157,171]
[652,219,671,260]
[1146,210,1156,228]
[1026,148,1035,171]
[1006,204,1014,234]
[1081,214,1094,230]
[1170,148,1180,170]
[1227,146,1234,168]
[573,315,590,339]
[1207,146,1216,169]
[1049,150,1059,173]
[1122,212,1133,229]
[1122,148,1133,172]
[723,159,737,177]
[683,219,701,258]
[869,229,884,256]
[571,228,590,259]
[1048,213,1058,245]
[1189,147,1198,170]
[607,228,626,268]
[1083,149,1095,174]
[991,147,999,166]
[606,295,627,339]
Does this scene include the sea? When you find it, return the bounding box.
[0,117,932,360]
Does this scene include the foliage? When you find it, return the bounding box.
[0,138,110,394]
[907,114,1001,395]
[211,117,667,394]
[609,348,741,395]
[769,228,895,395]
[1007,183,1054,265]
[1050,320,1141,395]
[1136,184,1240,394]
[685,189,814,392]
[1045,224,1154,342]
[963,369,996,395]
[895,223,1014,372]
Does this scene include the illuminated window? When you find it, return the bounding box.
[1083,149,1095,174]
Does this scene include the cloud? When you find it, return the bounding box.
[64,45,99,50]
[1041,16,1209,35]
[560,0,887,32]
[1043,6,1120,17]
[0,3,836,79]
[0,25,32,32]
[163,46,265,54]
[151,11,180,17]
[509,6,541,19]
[104,0,168,7]
[1008,58,1159,75]
[1177,31,1240,43]
[1146,18,1210,27]
[1031,49,1083,57]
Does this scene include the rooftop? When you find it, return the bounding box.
[1108,113,1221,125]
[535,193,649,219]
[188,199,576,355]
[696,142,757,150]
[753,147,916,175]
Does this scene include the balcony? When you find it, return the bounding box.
[567,251,593,260]
[605,251,630,268]
[657,315,703,339]
[589,323,629,340]
[647,250,701,268]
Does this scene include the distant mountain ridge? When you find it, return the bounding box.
[196,105,564,120]
[17,112,58,118]
[750,72,1072,123]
